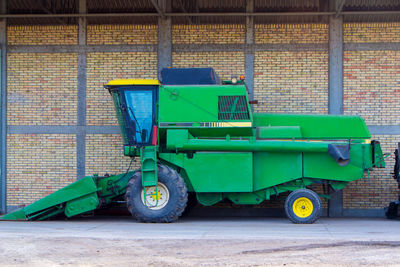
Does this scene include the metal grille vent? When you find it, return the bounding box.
[218,96,250,120]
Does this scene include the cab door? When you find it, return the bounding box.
[119,86,158,147]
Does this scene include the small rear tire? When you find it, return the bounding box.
[285,188,322,224]
[125,164,188,223]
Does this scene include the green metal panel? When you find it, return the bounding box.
[253,113,370,139]
[94,69,386,212]
[157,153,195,191]
[196,179,323,206]
[158,84,253,139]
[253,152,302,191]
[373,141,385,168]
[140,146,158,187]
[124,145,138,157]
[304,152,364,181]
[304,143,376,182]
[258,126,302,139]
[166,129,331,153]
[1,208,26,220]
[160,152,254,193]
[65,192,99,217]
[159,126,253,141]
[226,192,264,205]
[95,171,136,202]
[1,176,98,220]
[1,172,138,221]
[180,152,253,192]
[23,176,98,215]
[197,193,223,206]
[159,84,251,123]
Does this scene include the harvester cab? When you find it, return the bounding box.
[105,79,159,148]
[0,67,388,224]
[106,67,253,157]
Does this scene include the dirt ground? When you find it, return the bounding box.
[1,217,400,266]
[2,237,400,266]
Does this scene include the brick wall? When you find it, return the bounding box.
[344,22,400,43]
[86,52,157,126]
[7,53,78,125]
[343,51,400,125]
[253,23,329,114]
[254,51,329,114]
[85,134,139,176]
[342,23,400,210]
[172,24,245,80]
[6,25,156,207]
[87,25,157,45]
[6,25,79,207]
[255,24,328,44]
[85,26,157,187]
[172,24,245,44]
[4,22,400,214]
[7,134,76,206]
[8,25,78,45]
[173,52,245,80]
[343,135,399,210]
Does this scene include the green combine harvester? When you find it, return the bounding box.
[2,68,387,223]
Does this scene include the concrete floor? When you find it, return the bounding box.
[0,216,399,241]
[1,217,400,266]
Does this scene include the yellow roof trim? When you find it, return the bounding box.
[105,79,160,86]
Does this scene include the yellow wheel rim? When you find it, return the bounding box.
[292,197,314,218]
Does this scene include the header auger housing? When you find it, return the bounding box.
[2,68,386,224]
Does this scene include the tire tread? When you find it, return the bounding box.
[284,188,322,224]
[125,165,188,223]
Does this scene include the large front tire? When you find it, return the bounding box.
[125,165,188,223]
[285,188,322,224]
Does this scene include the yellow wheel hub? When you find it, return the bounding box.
[151,191,161,201]
[140,182,170,210]
[292,197,314,218]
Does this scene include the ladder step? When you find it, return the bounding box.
[142,168,156,172]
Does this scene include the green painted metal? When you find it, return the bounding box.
[166,129,332,153]
[196,178,321,206]
[183,152,252,192]
[0,69,387,221]
[124,145,137,157]
[2,208,26,220]
[197,193,222,206]
[226,191,264,205]
[1,172,136,221]
[110,79,384,208]
[94,171,136,204]
[65,192,99,217]
[373,141,385,168]
[1,176,98,220]
[140,146,158,187]
[253,152,302,191]
[253,113,370,139]
[258,126,302,139]
[158,152,253,192]
[159,84,252,124]
[158,84,253,139]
